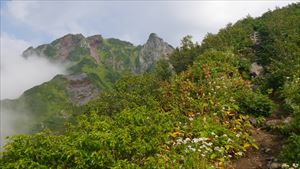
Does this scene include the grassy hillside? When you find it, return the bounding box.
[1,3,299,168]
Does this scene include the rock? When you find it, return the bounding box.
[250,62,263,77]
[265,148,271,153]
[266,157,275,161]
[23,33,88,62]
[86,35,104,63]
[265,119,282,128]
[65,73,99,105]
[138,33,174,72]
[249,116,257,125]
[283,117,292,124]
[251,84,259,92]
[269,162,281,169]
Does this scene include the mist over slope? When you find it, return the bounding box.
[0,34,66,146]
[0,34,66,99]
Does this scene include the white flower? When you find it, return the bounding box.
[282,163,289,168]
[292,163,299,168]
[206,142,213,146]
[214,146,220,151]
[190,148,196,152]
[236,133,241,137]
[237,152,243,156]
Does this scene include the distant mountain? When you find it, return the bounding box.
[3,33,174,132]
[23,33,173,73]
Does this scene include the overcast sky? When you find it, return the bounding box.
[1,1,298,47]
[0,1,298,99]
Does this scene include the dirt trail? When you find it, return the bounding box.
[232,98,288,169]
[232,128,284,169]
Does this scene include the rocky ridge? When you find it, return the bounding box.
[23,33,174,73]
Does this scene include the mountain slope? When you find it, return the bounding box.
[1,4,299,168]
[2,33,174,132]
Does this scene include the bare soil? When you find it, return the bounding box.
[231,96,288,169]
[231,128,284,169]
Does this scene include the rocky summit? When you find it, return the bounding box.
[23,33,174,73]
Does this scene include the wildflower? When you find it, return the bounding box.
[192,138,200,143]
[183,138,191,144]
[206,142,213,146]
[236,133,241,137]
[190,148,196,152]
[237,152,243,156]
[214,146,220,151]
[281,163,289,169]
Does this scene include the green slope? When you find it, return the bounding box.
[2,33,173,132]
[1,3,299,168]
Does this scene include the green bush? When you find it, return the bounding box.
[281,134,300,163]
[236,90,275,116]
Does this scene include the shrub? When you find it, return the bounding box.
[236,90,275,116]
[280,134,300,163]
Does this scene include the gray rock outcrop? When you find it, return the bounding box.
[138,33,174,72]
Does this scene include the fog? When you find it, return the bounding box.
[1,34,66,99]
[0,34,66,147]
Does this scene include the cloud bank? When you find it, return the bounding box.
[0,34,65,147]
[0,34,65,99]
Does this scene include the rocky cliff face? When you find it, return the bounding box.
[23,34,89,62]
[138,33,174,72]
[22,33,174,73]
[64,73,99,105]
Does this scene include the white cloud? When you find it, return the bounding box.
[0,33,65,99]
[4,1,298,46]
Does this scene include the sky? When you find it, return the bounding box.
[0,0,298,99]
[1,1,298,47]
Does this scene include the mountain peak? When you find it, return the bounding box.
[138,33,174,72]
[147,33,162,43]
[149,33,158,38]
